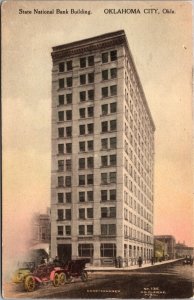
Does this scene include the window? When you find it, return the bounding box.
[66,77,72,87]
[57,209,64,221]
[58,95,64,105]
[59,78,64,89]
[88,90,94,101]
[65,176,71,187]
[100,243,116,257]
[102,70,108,81]
[87,208,93,218]
[79,125,85,135]
[101,207,116,218]
[66,110,72,121]
[65,209,71,220]
[110,50,117,61]
[102,52,108,63]
[66,126,72,137]
[110,137,117,149]
[110,189,116,201]
[79,158,85,169]
[58,111,64,121]
[102,87,108,98]
[101,224,116,235]
[78,244,93,257]
[80,57,86,68]
[66,60,72,71]
[79,108,85,118]
[80,91,86,102]
[58,144,64,154]
[58,226,63,236]
[87,157,94,168]
[66,192,72,203]
[87,123,94,134]
[58,176,64,187]
[65,226,71,235]
[80,74,86,85]
[79,225,85,235]
[101,173,108,185]
[79,208,85,219]
[101,121,108,133]
[79,192,85,202]
[66,159,72,171]
[101,138,108,150]
[58,193,64,203]
[66,93,72,104]
[110,172,116,183]
[87,191,93,201]
[110,155,116,166]
[110,68,117,79]
[79,141,85,152]
[101,156,108,167]
[87,140,93,151]
[59,62,64,72]
[87,174,93,185]
[110,103,117,113]
[101,190,108,201]
[58,160,64,171]
[110,120,117,131]
[88,56,94,66]
[101,104,108,115]
[58,128,64,138]
[110,85,117,96]
[87,106,94,117]
[87,225,93,235]
[88,73,94,83]
[66,143,72,153]
[79,175,85,186]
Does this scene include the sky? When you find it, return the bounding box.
[2,0,193,274]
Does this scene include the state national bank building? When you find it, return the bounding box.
[51,30,155,267]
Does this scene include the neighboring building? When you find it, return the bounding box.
[175,242,194,258]
[154,238,167,260]
[32,212,51,243]
[51,30,155,266]
[154,235,176,259]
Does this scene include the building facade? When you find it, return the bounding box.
[32,212,51,243]
[51,30,155,266]
[154,235,176,259]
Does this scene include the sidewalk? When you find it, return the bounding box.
[86,259,182,272]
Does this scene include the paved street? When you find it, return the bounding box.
[3,260,193,299]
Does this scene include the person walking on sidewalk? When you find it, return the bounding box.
[151,257,155,265]
[138,256,143,267]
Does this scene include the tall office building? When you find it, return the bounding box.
[51,30,155,266]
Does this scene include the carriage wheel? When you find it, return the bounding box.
[24,275,36,292]
[53,273,60,287]
[81,271,88,282]
[59,272,66,285]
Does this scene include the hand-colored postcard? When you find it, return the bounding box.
[2,0,193,299]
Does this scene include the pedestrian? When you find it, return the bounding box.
[138,256,143,267]
[151,256,154,265]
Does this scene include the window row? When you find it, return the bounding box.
[58,94,72,105]
[101,137,117,150]
[57,190,116,203]
[58,127,72,138]
[58,110,72,122]
[57,224,116,236]
[58,159,72,171]
[57,209,71,220]
[79,208,93,219]
[79,174,94,186]
[79,123,94,135]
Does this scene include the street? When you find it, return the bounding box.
[3,261,193,299]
